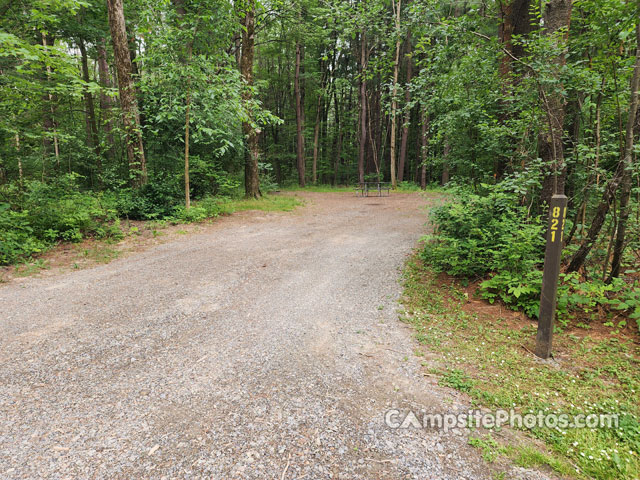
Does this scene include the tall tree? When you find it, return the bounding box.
[358,30,367,184]
[295,37,306,187]
[240,0,261,198]
[77,38,101,163]
[389,0,402,189]
[97,39,116,161]
[567,17,640,275]
[106,0,147,187]
[398,37,412,183]
[538,0,573,206]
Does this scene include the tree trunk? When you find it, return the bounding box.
[398,37,412,183]
[97,39,116,160]
[358,31,367,184]
[15,133,23,181]
[240,0,260,198]
[78,39,101,165]
[106,0,147,187]
[295,40,306,187]
[174,0,192,208]
[41,33,60,170]
[496,0,535,178]
[389,0,402,189]
[312,62,327,185]
[567,20,640,274]
[420,106,428,190]
[442,140,450,185]
[608,19,640,280]
[538,0,572,206]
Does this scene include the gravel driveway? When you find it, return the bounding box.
[0,192,549,479]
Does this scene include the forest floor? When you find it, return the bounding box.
[0,192,556,479]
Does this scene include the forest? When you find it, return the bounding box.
[1,0,640,323]
[1,1,640,478]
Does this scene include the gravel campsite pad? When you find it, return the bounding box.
[0,192,551,479]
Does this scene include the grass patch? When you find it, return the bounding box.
[401,257,640,480]
[14,259,50,277]
[77,245,120,264]
[221,194,303,213]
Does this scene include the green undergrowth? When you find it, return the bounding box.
[0,174,303,266]
[420,185,640,331]
[401,258,640,480]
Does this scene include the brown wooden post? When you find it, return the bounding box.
[535,194,568,359]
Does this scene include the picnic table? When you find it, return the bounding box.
[354,182,391,197]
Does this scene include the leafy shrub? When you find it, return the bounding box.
[16,176,122,243]
[189,156,241,197]
[171,196,226,223]
[420,186,640,327]
[420,188,544,277]
[0,175,124,265]
[479,269,543,318]
[115,177,182,220]
[0,204,45,265]
[606,282,640,332]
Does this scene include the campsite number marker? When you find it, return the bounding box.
[535,194,568,359]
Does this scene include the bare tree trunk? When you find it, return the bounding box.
[420,106,428,190]
[538,0,572,206]
[388,0,402,188]
[496,0,534,179]
[442,140,450,185]
[398,36,412,183]
[174,0,192,208]
[15,133,22,181]
[609,19,640,280]
[295,40,305,187]
[240,0,260,198]
[78,39,101,168]
[106,0,147,187]
[567,20,640,274]
[41,33,60,170]
[332,85,342,185]
[312,62,327,185]
[184,61,192,209]
[97,39,116,160]
[358,31,367,184]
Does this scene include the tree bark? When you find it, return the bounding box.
[538,0,572,206]
[106,0,147,187]
[398,36,412,183]
[442,140,450,185]
[97,39,116,160]
[420,106,429,190]
[312,61,327,185]
[41,33,60,170]
[240,0,260,198]
[608,19,640,280]
[184,54,192,209]
[78,38,101,165]
[358,31,367,184]
[173,0,192,208]
[496,0,535,178]
[15,133,22,181]
[567,20,640,274]
[295,40,306,187]
[389,0,402,189]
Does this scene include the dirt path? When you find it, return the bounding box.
[0,192,548,479]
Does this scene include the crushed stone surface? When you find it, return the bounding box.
[0,192,552,479]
